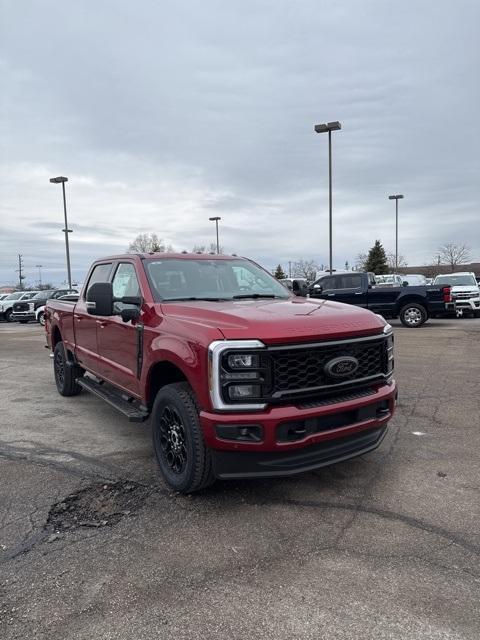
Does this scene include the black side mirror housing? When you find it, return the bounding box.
[402,281,408,287]
[86,282,114,316]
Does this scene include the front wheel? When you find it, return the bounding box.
[152,382,214,493]
[399,303,427,328]
[54,341,83,396]
[5,309,14,322]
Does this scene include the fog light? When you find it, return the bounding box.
[228,384,261,399]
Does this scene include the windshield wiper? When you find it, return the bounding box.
[162,296,231,302]
[232,293,281,299]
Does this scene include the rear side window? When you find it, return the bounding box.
[337,274,362,289]
[85,263,112,297]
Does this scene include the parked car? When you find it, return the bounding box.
[35,293,79,326]
[12,288,78,323]
[432,272,480,317]
[279,278,309,296]
[45,253,397,493]
[309,271,450,327]
[401,274,427,286]
[374,274,405,287]
[0,291,37,322]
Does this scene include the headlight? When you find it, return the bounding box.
[227,353,259,369]
[208,340,267,411]
[383,325,394,376]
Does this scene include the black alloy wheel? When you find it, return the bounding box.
[152,382,214,493]
[159,405,188,474]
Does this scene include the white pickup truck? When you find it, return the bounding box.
[433,272,480,317]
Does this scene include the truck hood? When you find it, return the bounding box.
[450,286,480,295]
[159,298,386,344]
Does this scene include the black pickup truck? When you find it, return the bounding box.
[309,272,450,327]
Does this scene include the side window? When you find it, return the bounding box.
[112,263,140,313]
[85,263,112,298]
[338,274,362,289]
[320,276,337,291]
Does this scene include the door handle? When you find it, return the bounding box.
[74,314,82,321]
[96,320,108,328]
[354,292,363,295]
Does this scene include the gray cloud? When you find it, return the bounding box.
[1,0,479,285]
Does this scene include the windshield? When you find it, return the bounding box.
[3,292,23,301]
[145,258,290,302]
[434,275,477,287]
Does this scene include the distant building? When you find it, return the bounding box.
[398,262,480,279]
[0,286,17,294]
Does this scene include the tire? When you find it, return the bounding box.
[5,309,14,323]
[399,303,427,328]
[152,382,214,493]
[38,312,45,326]
[53,341,82,396]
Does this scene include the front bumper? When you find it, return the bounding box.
[448,298,480,312]
[12,312,36,320]
[200,381,397,479]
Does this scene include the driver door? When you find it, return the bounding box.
[95,262,143,397]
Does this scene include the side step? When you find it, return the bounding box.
[77,376,149,422]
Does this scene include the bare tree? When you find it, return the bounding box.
[387,253,408,272]
[292,259,319,282]
[355,252,368,271]
[128,233,174,253]
[437,243,471,271]
[192,243,224,254]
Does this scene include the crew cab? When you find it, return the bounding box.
[432,272,480,317]
[45,253,397,493]
[12,288,78,323]
[309,271,450,327]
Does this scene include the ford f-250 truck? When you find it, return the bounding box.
[45,253,397,493]
[309,272,450,327]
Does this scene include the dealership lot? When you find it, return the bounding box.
[1,320,479,640]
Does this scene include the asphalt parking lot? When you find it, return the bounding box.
[1,319,479,640]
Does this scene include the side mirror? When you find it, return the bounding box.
[86,282,113,316]
[313,284,322,293]
[402,281,408,287]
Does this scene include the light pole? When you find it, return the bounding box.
[50,176,72,288]
[35,264,43,288]
[388,194,404,271]
[209,216,221,254]
[314,121,341,274]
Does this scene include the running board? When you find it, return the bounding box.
[77,376,148,422]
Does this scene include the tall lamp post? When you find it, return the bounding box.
[35,264,43,288]
[388,194,404,271]
[50,176,72,288]
[209,216,221,254]
[314,121,341,274]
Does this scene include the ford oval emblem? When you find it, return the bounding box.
[324,356,359,378]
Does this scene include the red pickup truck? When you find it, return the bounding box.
[45,253,397,493]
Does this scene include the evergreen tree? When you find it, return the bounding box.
[273,264,287,279]
[365,240,389,274]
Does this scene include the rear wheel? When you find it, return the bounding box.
[399,303,427,328]
[38,311,45,326]
[53,341,83,396]
[152,382,214,493]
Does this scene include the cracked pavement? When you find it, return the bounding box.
[0,319,479,639]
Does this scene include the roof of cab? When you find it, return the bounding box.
[95,253,245,262]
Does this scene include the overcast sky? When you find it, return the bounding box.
[1,0,479,286]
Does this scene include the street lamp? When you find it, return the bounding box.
[388,194,404,271]
[50,176,72,289]
[209,216,221,254]
[314,121,341,274]
[35,264,43,288]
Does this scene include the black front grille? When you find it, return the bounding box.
[13,302,29,312]
[268,337,387,399]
